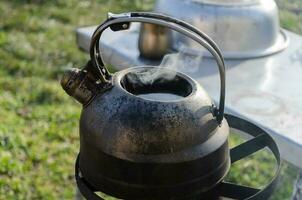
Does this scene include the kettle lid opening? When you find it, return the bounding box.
[120,67,193,102]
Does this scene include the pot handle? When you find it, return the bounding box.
[89,12,226,124]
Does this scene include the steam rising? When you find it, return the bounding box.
[161,47,203,73]
[135,46,204,85]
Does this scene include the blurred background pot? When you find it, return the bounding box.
[154,0,289,59]
[138,23,172,59]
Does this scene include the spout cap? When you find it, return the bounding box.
[60,68,95,106]
[61,68,81,96]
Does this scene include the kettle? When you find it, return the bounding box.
[61,12,229,200]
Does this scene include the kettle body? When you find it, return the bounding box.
[61,12,230,199]
[78,67,229,199]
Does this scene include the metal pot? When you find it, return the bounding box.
[154,0,289,59]
[61,12,229,199]
[138,23,172,59]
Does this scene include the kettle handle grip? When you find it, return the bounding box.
[89,12,226,124]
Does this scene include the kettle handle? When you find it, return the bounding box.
[89,12,226,124]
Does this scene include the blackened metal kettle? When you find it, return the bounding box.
[61,12,229,200]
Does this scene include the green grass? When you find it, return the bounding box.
[277,0,302,33]
[0,0,300,199]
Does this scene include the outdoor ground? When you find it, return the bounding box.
[0,0,302,199]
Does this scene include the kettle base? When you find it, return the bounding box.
[75,154,230,200]
[75,114,281,200]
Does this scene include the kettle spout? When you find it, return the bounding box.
[61,68,97,106]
